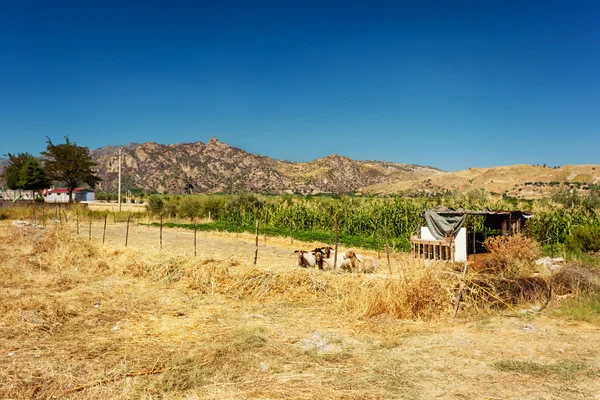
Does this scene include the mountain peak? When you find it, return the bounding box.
[207,136,225,146]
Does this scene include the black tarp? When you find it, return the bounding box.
[423,206,466,240]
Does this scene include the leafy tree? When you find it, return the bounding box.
[19,158,51,196]
[41,137,101,202]
[147,195,164,214]
[2,153,34,190]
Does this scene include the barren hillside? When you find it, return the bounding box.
[91,137,441,195]
[2,138,598,197]
[362,164,600,198]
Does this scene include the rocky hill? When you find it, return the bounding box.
[91,137,441,194]
[3,138,598,197]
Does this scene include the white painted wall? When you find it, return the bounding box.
[420,227,467,262]
[46,193,70,203]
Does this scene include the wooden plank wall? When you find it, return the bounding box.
[410,236,455,261]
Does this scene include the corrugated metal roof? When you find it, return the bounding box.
[424,206,532,217]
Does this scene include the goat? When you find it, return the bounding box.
[314,251,350,271]
[311,246,335,260]
[344,251,378,273]
[294,250,316,268]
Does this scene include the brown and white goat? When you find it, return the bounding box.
[294,250,316,268]
[314,251,350,271]
[344,251,378,273]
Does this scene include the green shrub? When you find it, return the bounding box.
[566,226,600,254]
[178,197,202,220]
[147,195,164,214]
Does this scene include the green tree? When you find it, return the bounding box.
[2,153,34,190]
[41,137,101,202]
[19,158,51,198]
[147,195,164,214]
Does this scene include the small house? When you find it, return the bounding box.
[410,206,532,262]
[44,188,95,203]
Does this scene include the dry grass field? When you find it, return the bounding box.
[87,203,147,213]
[363,164,600,197]
[2,220,600,399]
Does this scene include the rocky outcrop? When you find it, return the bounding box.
[91,137,439,194]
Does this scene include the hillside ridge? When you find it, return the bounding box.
[91,137,442,194]
[2,138,599,197]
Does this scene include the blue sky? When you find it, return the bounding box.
[0,0,598,171]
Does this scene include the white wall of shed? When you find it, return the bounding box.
[420,227,467,262]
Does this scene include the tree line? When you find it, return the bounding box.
[1,137,100,202]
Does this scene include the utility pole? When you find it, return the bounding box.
[117,147,122,212]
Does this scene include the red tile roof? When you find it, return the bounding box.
[45,188,91,194]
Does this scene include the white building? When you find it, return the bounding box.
[0,189,37,201]
[44,188,95,203]
[411,206,531,263]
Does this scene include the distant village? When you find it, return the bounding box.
[0,188,95,203]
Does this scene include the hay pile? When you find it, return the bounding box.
[5,225,458,321]
[8,224,600,321]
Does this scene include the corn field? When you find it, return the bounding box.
[141,192,600,252]
[4,189,598,253]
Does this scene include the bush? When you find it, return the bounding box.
[178,197,202,220]
[481,234,541,278]
[147,195,164,214]
[566,226,600,254]
[552,263,600,294]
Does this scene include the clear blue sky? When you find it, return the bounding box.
[1,0,598,171]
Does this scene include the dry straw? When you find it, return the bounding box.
[12,223,586,322]
[3,222,600,399]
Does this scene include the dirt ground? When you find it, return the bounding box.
[73,219,388,274]
[2,221,600,399]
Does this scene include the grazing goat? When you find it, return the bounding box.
[344,251,378,273]
[314,251,350,271]
[294,250,316,268]
[312,246,335,258]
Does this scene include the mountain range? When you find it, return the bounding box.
[90,137,441,195]
[2,137,599,197]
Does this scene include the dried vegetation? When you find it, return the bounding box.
[2,221,600,399]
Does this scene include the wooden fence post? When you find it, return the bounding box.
[453,263,469,318]
[384,219,391,274]
[160,214,163,249]
[254,218,259,265]
[329,211,333,247]
[473,219,476,261]
[125,214,131,247]
[194,218,197,257]
[334,213,339,270]
[376,214,381,259]
[103,213,107,244]
[289,209,293,245]
[88,215,92,241]
[263,211,267,243]
[76,214,80,235]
